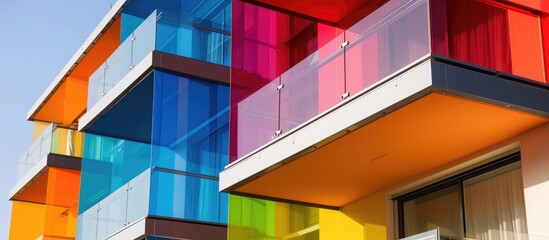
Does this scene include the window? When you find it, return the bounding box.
[397,153,528,240]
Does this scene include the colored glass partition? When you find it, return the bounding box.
[148,70,230,223]
[79,70,230,239]
[228,195,320,239]
[10,167,81,240]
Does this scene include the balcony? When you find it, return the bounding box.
[77,133,228,240]
[220,0,549,207]
[9,123,83,202]
[81,9,231,131]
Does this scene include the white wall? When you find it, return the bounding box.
[521,123,549,238]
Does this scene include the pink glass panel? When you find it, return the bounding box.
[346,0,430,96]
[279,34,345,133]
[237,79,279,159]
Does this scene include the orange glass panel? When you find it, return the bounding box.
[9,201,46,240]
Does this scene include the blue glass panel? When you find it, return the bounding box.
[122,0,231,65]
[156,16,231,65]
[120,12,146,42]
[151,70,229,177]
[123,0,231,32]
[149,169,228,224]
[79,133,151,214]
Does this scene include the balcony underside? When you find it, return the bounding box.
[220,58,549,208]
[9,154,81,203]
[244,0,387,25]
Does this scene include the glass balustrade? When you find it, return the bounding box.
[236,0,430,159]
[87,10,157,109]
[87,9,231,110]
[15,123,82,184]
[77,170,150,240]
[235,0,546,160]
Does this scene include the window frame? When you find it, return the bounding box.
[396,152,522,238]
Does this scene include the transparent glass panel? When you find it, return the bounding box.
[15,123,54,183]
[104,38,133,95]
[131,10,157,67]
[88,64,106,109]
[280,34,345,132]
[16,154,28,182]
[463,162,528,239]
[345,0,416,42]
[27,137,43,165]
[76,205,99,240]
[40,129,53,158]
[237,79,279,158]
[403,185,463,238]
[88,10,157,109]
[96,184,128,240]
[345,0,430,96]
[126,170,150,224]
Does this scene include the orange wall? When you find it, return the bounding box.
[33,17,121,126]
[9,201,46,240]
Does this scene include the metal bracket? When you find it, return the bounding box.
[341,92,350,99]
[340,41,349,48]
[129,65,134,70]
[274,129,282,137]
[276,84,284,90]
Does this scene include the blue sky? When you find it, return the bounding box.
[0,0,114,237]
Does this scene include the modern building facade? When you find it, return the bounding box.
[221,0,549,239]
[8,0,549,240]
[9,0,231,239]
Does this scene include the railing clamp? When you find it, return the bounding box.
[340,41,349,48]
[341,92,350,99]
[276,84,284,90]
[274,129,282,137]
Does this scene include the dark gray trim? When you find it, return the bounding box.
[47,153,82,170]
[152,51,230,85]
[145,216,227,240]
[430,58,549,117]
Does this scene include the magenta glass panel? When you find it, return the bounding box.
[230,0,288,161]
[279,34,345,133]
[237,79,280,159]
[345,0,413,42]
[345,0,430,96]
